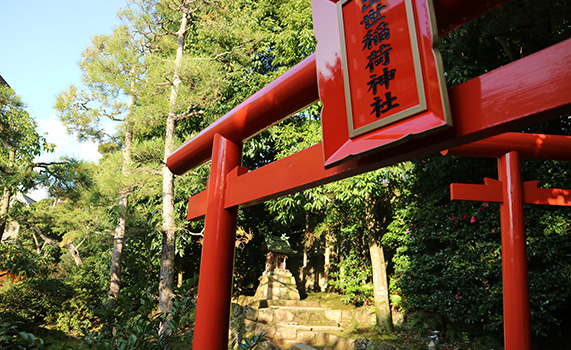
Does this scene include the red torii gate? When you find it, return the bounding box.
[166,0,571,349]
[443,133,571,349]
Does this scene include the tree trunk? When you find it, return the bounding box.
[31,231,42,254]
[177,271,183,288]
[0,188,11,217]
[0,187,12,240]
[32,224,84,267]
[108,86,135,305]
[0,149,15,240]
[322,234,331,292]
[159,9,188,336]
[368,231,393,333]
[108,190,128,302]
[63,242,84,266]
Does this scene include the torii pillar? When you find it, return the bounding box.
[443,132,571,350]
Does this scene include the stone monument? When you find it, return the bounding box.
[254,234,300,300]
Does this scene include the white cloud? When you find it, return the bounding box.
[27,115,103,201]
[36,114,102,163]
[26,187,48,203]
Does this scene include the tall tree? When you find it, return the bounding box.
[326,170,404,333]
[124,0,267,334]
[54,24,144,304]
[159,1,191,332]
[1,84,53,239]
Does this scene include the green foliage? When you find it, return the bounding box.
[383,2,571,342]
[36,158,95,202]
[0,244,54,280]
[229,332,266,350]
[526,210,571,338]
[0,314,46,350]
[388,154,571,343]
[55,260,110,334]
[0,85,51,161]
[13,194,112,269]
[439,0,571,87]
[54,24,144,144]
[0,278,74,324]
[1,230,110,335]
[1,85,53,193]
[83,280,197,350]
[330,251,374,306]
[5,0,571,349]
[232,219,266,296]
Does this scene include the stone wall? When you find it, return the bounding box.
[254,270,301,300]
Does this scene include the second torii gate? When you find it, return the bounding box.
[444,132,571,349]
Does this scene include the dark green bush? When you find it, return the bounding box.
[82,279,197,350]
[56,258,109,333]
[0,314,45,350]
[0,278,73,324]
[0,244,54,280]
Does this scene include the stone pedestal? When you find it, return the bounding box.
[254,270,300,300]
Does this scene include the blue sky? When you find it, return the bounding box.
[1,0,125,164]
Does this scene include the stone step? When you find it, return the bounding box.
[274,325,346,348]
[237,296,322,308]
[255,307,340,327]
[235,296,380,349]
[265,300,322,308]
[275,322,344,333]
[251,305,377,330]
[271,306,331,311]
[287,337,380,350]
[245,319,345,348]
[245,320,370,350]
[284,341,319,350]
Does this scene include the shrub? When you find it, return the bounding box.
[56,259,109,334]
[0,313,46,350]
[330,251,374,305]
[82,278,197,350]
[0,244,54,280]
[0,277,74,324]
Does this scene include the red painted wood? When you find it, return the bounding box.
[192,134,242,350]
[442,133,571,160]
[450,178,503,203]
[168,3,568,349]
[448,154,570,350]
[183,39,571,219]
[186,166,250,221]
[167,55,319,175]
[498,152,531,350]
[450,178,571,207]
[523,180,571,206]
[316,0,452,167]
[186,190,207,221]
[168,0,521,176]
[449,160,570,350]
[448,39,571,140]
